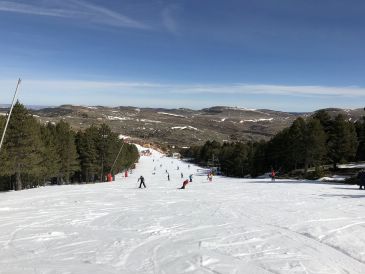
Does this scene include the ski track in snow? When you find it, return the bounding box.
[0,147,365,273]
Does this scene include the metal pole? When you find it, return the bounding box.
[109,142,125,174]
[0,78,21,153]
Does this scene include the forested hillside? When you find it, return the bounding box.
[0,102,139,191]
[182,110,365,178]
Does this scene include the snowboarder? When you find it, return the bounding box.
[270,169,276,182]
[181,172,184,178]
[189,174,193,182]
[179,179,189,189]
[137,176,146,188]
[357,170,365,190]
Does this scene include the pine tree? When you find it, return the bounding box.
[355,117,365,161]
[0,102,44,190]
[54,120,80,183]
[95,124,114,181]
[303,118,326,173]
[249,141,268,177]
[76,128,99,182]
[288,118,307,170]
[328,114,358,169]
[312,110,333,133]
[39,124,61,184]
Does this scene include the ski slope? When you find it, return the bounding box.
[0,147,365,274]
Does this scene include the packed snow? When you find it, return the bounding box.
[139,119,162,124]
[318,175,351,182]
[118,134,131,140]
[106,116,132,121]
[0,146,365,273]
[158,112,186,118]
[171,126,198,131]
[240,118,274,123]
[338,163,365,169]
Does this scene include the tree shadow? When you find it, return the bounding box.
[321,193,365,199]
[246,180,349,186]
[332,187,360,190]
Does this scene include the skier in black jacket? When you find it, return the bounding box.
[357,170,365,190]
[137,176,146,188]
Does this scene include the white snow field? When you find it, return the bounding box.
[1,148,365,274]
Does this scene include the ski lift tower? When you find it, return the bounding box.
[0,78,21,154]
[207,153,221,175]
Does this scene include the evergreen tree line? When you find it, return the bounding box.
[0,102,139,191]
[182,110,365,178]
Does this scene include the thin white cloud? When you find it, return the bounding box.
[0,1,76,17]
[0,0,149,29]
[1,79,365,97]
[171,84,365,97]
[70,0,149,29]
[1,79,365,111]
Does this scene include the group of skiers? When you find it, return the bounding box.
[136,152,223,189]
[138,174,194,189]
[144,153,365,190]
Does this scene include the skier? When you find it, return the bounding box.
[208,173,213,182]
[137,176,146,188]
[270,169,276,182]
[188,164,190,169]
[179,179,189,189]
[189,174,193,182]
[167,174,170,181]
[181,172,184,178]
[357,170,365,190]
[177,166,180,170]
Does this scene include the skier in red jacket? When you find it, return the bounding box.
[270,169,276,182]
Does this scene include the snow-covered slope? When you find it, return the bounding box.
[0,147,365,273]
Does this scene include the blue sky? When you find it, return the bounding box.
[0,0,365,111]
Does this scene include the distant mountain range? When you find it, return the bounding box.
[0,104,51,110]
[0,105,364,148]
